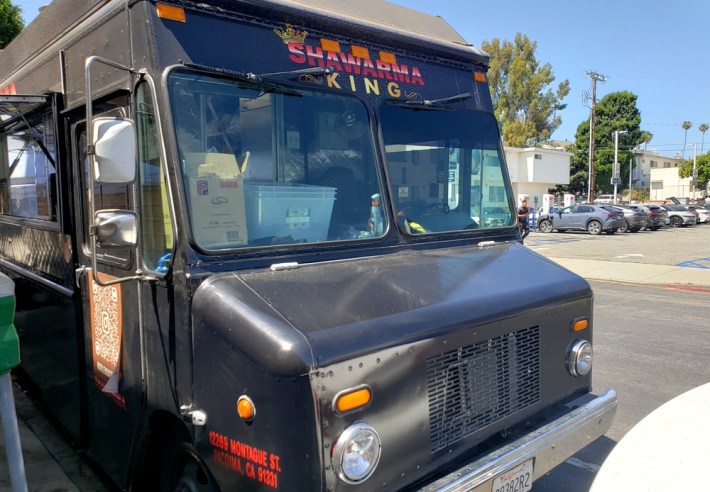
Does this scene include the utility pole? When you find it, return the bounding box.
[613,130,627,204]
[584,71,607,203]
[691,143,698,200]
[628,156,634,202]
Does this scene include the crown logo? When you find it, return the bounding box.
[274,24,307,45]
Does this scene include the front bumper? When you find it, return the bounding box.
[420,388,617,492]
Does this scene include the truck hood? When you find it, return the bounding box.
[191,242,591,375]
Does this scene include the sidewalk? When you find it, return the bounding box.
[546,256,710,289]
[0,380,109,492]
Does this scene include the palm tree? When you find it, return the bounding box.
[682,121,692,159]
[699,123,708,154]
[641,131,653,151]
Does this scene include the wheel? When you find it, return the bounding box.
[618,221,629,233]
[160,440,218,492]
[538,219,553,233]
[669,216,683,228]
[587,220,602,235]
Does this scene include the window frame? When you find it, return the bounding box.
[0,100,60,229]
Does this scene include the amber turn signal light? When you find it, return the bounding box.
[237,395,256,421]
[572,318,589,332]
[334,386,372,414]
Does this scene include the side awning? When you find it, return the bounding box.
[0,95,51,131]
[0,94,56,166]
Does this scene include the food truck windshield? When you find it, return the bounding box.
[169,68,515,251]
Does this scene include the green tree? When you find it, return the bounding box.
[641,131,653,151]
[679,152,710,192]
[699,123,708,154]
[482,33,570,147]
[0,0,23,49]
[567,91,644,196]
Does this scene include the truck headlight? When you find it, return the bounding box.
[567,339,593,377]
[332,422,381,483]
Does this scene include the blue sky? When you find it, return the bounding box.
[16,0,710,157]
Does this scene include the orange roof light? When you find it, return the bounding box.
[156,2,186,23]
[334,386,372,414]
[572,318,589,332]
[379,51,397,65]
[351,45,370,59]
[237,395,256,421]
[473,71,487,83]
[320,39,341,53]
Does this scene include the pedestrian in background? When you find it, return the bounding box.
[517,198,530,240]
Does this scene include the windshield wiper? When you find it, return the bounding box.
[182,62,303,97]
[253,67,334,78]
[388,92,474,111]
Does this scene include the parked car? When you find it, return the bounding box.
[640,204,669,230]
[660,205,697,227]
[538,204,626,235]
[614,205,649,233]
[593,194,614,204]
[687,205,710,224]
[482,206,511,227]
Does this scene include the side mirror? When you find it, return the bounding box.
[92,117,136,183]
[95,211,138,248]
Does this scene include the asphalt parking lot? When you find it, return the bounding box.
[526,222,710,270]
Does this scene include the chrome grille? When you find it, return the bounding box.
[426,326,541,452]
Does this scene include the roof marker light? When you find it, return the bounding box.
[320,39,341,53]
[379,51,397,64]
[156,3,186,23]
[473,71,487,83]
[351,46,370,59]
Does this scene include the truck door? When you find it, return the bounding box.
[69,92,147,484]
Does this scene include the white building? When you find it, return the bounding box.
[635,150,706,201]
[505,146,572,209]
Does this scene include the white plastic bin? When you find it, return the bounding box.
[243,182,336,242]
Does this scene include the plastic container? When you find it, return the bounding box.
[368,193,383,236]
[243,182,336,242]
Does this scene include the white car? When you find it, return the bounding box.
[688,205,710,223]
[593,194,614,204]
[660,205,697,227]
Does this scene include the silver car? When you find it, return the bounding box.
[614,205,649,233]
[538,204,626,235]
[660,205,697,227]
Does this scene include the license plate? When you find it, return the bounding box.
[491,458,534,492]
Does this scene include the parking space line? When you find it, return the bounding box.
[676,258,710,269]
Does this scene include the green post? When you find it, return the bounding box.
[0,292,19,375]
[0,273,27,492]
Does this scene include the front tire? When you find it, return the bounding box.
[161,440,218,492]
[618,221,629,233]
[587,220,602,235]
[539,219,553,233]
[669,216,683,228]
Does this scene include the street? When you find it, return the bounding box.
[530,225,710,491]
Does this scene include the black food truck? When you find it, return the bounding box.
[0,0,617,490]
